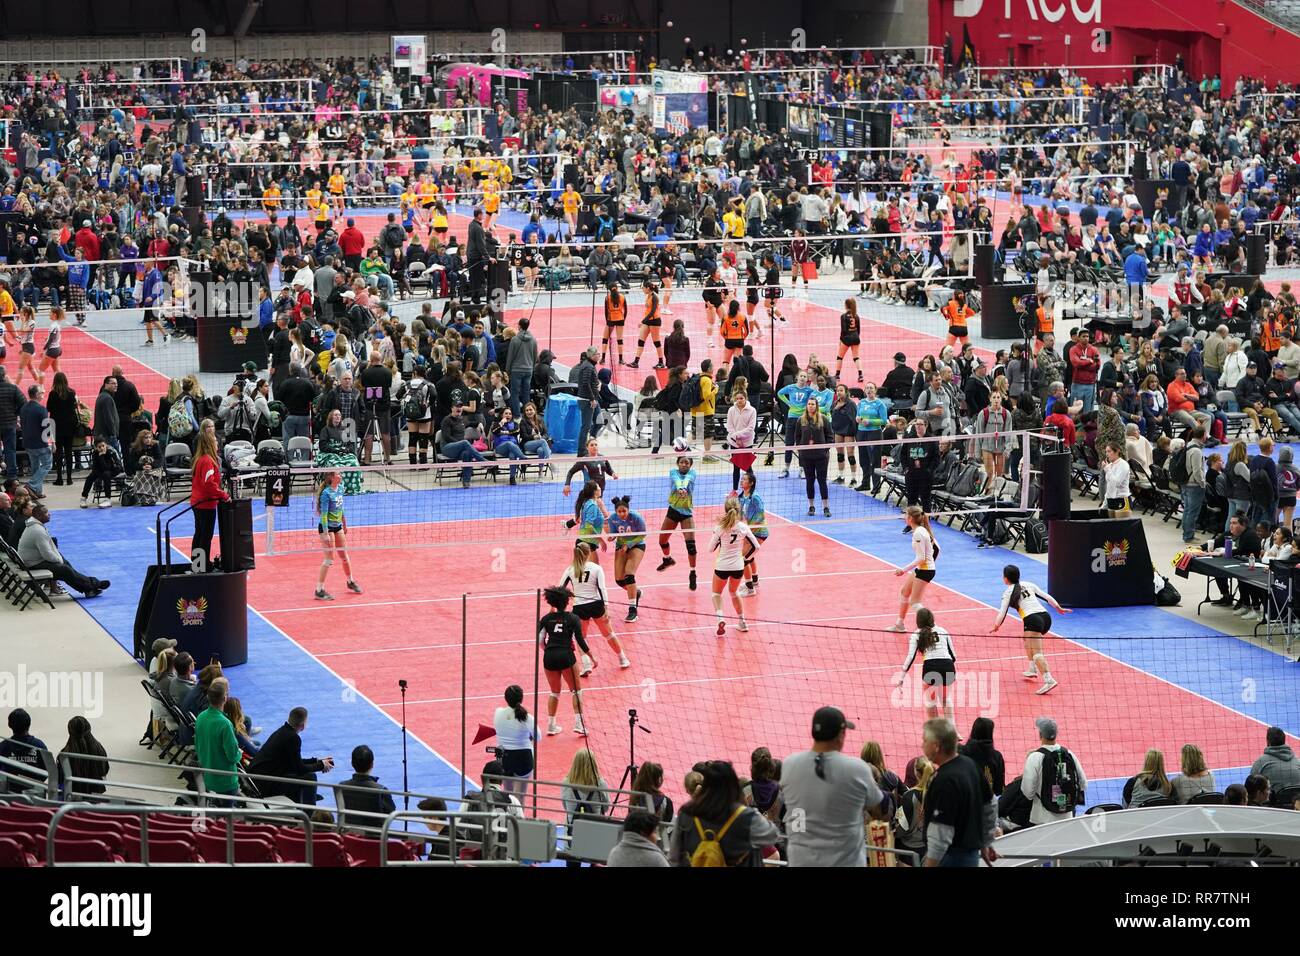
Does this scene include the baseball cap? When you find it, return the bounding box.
[341,290,355,299]
[1274,361,1286,370]
[242,361,257,373]
[151,637,178,655]
[347,218,356,226]
[455,310,466,322]
[811,706,855,742]
[1248,361,1258,369]
[893,351,906,363]
[1035,716,1058,740]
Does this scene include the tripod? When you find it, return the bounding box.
[611,708,650,812]
[398,678,410,832]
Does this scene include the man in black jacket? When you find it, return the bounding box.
[1202,510,1263,608]
[246,707,334,804]
[880,352,915,404]
[111,366,140,446]
[339,744,397,832]
[277,365,317,453]
[466,207,491,304]
[0,367,22,480]
[575,347,600,454]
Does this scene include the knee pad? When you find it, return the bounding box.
[548,693,560,705]
[321,558,334,568]
[624,574,636,586]
[637,338,646,348]
[614,575,629,587]
[685,539,697,557]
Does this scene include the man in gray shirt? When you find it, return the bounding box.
[914,371,954,436]
[781,707,888,867]
[504,317,539,417]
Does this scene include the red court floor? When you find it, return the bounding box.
[235,514,1271,806]
[0,327,172,413]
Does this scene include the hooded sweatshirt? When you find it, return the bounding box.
[1250,744,1300,791]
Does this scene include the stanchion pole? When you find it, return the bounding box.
[461,592,468,801]
[532,588,541,819]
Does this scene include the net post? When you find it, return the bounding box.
[265,506,276,556]
[1020,430,1032,511]
[531,587,541,820]
[461,592,468,801]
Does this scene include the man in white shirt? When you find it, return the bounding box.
[1021,717,1088,825]
[780,707,889,866]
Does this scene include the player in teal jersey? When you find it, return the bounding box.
[608,495,648,622]
[736,469,768,596]
[655,456,699,590]
[314,471,361,600]
[570,480,609,559]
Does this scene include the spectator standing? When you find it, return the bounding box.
[780,706,889,867]
[574,347,600,454]
[1021,717,1087,824]
[505,317,538,417]
[193,682,242,802]
[921,718,997,867]
[1067,329,1101,413]
[0,368,22,480]
[92,376,120,455]
[19,384,51,495]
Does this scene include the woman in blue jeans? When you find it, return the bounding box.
[437,405,487,489]
[490,408,532,485]
[1224,440,1253,531]
[519,402,553,461]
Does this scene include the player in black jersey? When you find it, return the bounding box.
[761,252,786,323]
[538,586,593,736]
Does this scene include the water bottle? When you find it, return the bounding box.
[1250,554,1256,570]
[1225,538,1233,559]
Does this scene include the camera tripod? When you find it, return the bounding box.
[611,708,651,812]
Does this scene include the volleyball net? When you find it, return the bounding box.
[224,431,1051,558]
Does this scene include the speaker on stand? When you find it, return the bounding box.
[974,244,995,287]
[1039,451,1073,521]
[1247,234,1269,276]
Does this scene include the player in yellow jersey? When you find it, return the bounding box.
[305,181,323,218]
[261,182,282,217]
[328,167,347,217]
[482,176,501,229]
[561,184,582,239]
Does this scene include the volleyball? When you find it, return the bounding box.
[672,437,693,453]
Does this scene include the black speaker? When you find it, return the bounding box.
[217,497,256,572]
[1133,150,1148,180]
[185,173,204,203]
[1247,234,1268,275]
[183,204,205,232]
[1039,451,1073,521]
[974,244,994,287]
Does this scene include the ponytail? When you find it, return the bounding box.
[1004,564,1023,610]
[915,606,938,652]
[504,684,528,723]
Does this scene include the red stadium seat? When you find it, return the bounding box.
[0,836,38,867]
[123,837,204,864]
[274,829,357,867]
[50,838,123,864]
[193,830,281,864]
[342,832,419,866]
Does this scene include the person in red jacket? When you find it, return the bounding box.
[1066,329,1101,414]
[1165,367,1213,432]
[339,218,367,272]
[290,281,313,326]
[189,425,229,572]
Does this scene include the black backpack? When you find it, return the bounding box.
[678,374,703,412]
[255,444,286,467]
[1167,445,1192,485]
[1023,519,1048,554]
[1037,746,1084,813]
[1250,466,1275,506]
[402,380,430,420]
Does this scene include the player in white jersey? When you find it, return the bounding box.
[892,607,957,723]
[989,563,1071,695]
[559,541,630,670]
[709,497,759,636]
[888,505,940,632]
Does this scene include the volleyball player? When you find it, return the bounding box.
[702,265,726,349]
[892,607,957,723]
[559,541,631,670]
[627,278,665,369]
[608,495,648,622]
[657,244,677,315]
[12,305,39,387]
[537,585,592,736]
[834,298,864,384]
[37,307,64,381]
[314,471,362,600]
[710,497,759,635]
[941,289,975,349]
[737,470,767,595]
[566,479,609,557]
[744,260,763,337]
[990,564,1071,695]
[888,505,939,632]
[762,252,786,323]
[719,248,740,306]
[656,455,699,591]
[720,300,750,366]
[600,285,628,366]
[562,438,617,499]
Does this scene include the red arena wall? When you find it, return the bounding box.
[929,0,1300,92]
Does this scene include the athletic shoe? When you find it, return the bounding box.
[656,556,676,571]
[737,618,749,632]
[780,469,789,478]
[347,579,363,594]
[807,505,815,516]
[689,570,697,591]
[315,589,334,601]
[98,499,112,508]
[833,476,845,484]
[625,605,638,623]
[579,654,595,676]
[143,340,153,347]
[740,583,756,597]
[717,619,727,636]
[662,308,673,315]
[885,622,906,632]
[1035,676,1059,695]
[1235,606,1253,617]
[80,498,88,508]
[1022,667,1038,679]
[823,507,832,517]
[547,721,562,735]
[573,719,588,736]
[97,580,111,590]
[627,359,640,369]
[618,654,631,668]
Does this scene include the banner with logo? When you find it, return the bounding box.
[391,35,428,75]
[598,84,653,119]
[651,70,708,134]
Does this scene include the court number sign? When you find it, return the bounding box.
[265,467,292,507]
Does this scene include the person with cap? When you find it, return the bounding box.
[920,717,998,867]
[779,706,889,867]
[339,217,366,272]
[1234,359,1282,436]
[880,351,914,404]
[1020,717,1087,825]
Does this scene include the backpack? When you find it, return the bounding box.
[1250,466,1275,506]
[75,400,92,436]
[690,805,746,868]
[1167,444,1192,485]
[1155,574,1181,606]
[948,460,983,498]
[1281,467,1298,497]
[1037,746,1085,813]
[1023,518,1049,554]
[678,374,703,412]
[402,380,430,420]
[255,444,286,467]
[168,399,193,438]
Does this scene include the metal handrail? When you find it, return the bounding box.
[155,496,194,570]
[378,810,531,866]
[46,803,313,866]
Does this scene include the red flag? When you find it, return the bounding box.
[472,723,496,745]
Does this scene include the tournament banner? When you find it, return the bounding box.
[652,70,709,134]
[391,35,428,75]
[598,84,653,118]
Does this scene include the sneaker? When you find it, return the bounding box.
[833,476,845,484]
[579,654,595,676]
[716,619,727,636]
[1035,676,1059,695]
[689,570,697,591]
[625,605,638,623]
[618,654,631,668]
[780,469,789,478]
[627,358,640,369]
[807,505,815,516]
[315,589,335,601]
[80,498,88,508]
[347,579,363,594]
[1235,606,1253,617]
[823,507,832,517]
[656,556,676,572]
[737,618,749,632]
[1022,667,1039,679]
[143,340,153,347]
[547,721,562,736]
[740,583,756,597]
[98,499,112,509]
[885,622,906,632]
[573,720,588,737]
